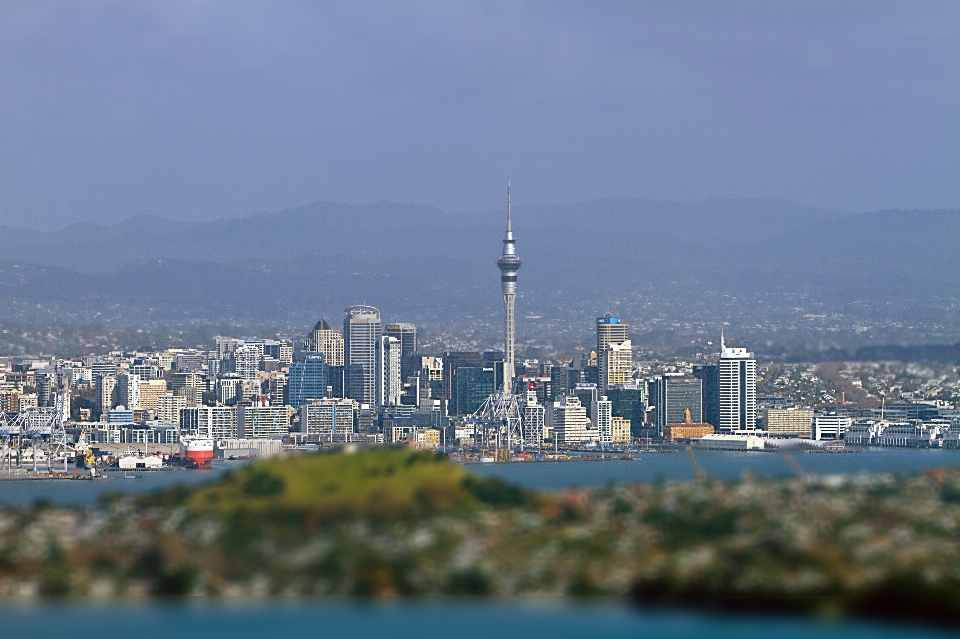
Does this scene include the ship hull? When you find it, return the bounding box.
[180,438,214,469]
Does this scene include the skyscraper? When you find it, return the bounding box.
[693,364,720,428]
[597,314,629,353]
[718,334,757,433]
[384,323,417,357]
[649,374,702,437]
[496,182,521,392]
[343,305,381,406]
[309,320,344,367]
[599,339,633,393]
[288,352,327,408]
[377,335,402,407]
[597,315,632,394]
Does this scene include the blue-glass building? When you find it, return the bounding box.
[288,352,327,408]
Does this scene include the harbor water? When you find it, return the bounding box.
[0,601,953,639]
[1,448,960,506]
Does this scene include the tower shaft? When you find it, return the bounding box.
[496,181,521,393]
[503,293,516,390]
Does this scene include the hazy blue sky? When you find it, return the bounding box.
[2,0,958,229]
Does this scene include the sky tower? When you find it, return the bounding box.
[496,182,521,391]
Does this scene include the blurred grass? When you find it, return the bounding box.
[148,447,531,521]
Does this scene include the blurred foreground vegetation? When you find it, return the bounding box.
[2,447,960,626]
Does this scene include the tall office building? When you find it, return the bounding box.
[597,315,631,394]
[377,335,402,407]
[496,182,521,392]
[718,335,757,433]
[452,366,495,415]
[649,374,703,437]
[288,352,327,408]
[384,323,417,357]
[343,305,381,406]
[599,339,633,393]
[606,385,645,434]
[309,320,344,367]
[597,314,629,353]
[693,364,720,429]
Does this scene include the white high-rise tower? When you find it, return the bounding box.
[496,182,522,393]
[718,332,757,433]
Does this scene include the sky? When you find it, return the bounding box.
[2,0,958,230]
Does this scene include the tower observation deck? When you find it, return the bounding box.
[496,182,521,391]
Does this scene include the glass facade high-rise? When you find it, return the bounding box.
[287,352,327,408]
[606,386,646,434]
[452,366,495,415]
[693,364,720,428]
[343,305,381,406]
[649,374,703,437]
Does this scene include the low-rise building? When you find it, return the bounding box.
[611,416,631,442]
[813,413,852,440]
[694,434,765,450]
[664,422,715,442]
[416,428,441,448]
[118,454,163,469]
[765,407,814,436]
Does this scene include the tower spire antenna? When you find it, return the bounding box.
[507,179,512,233]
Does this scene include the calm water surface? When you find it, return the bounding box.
[470,447,960,489]
[0,460,239,506]
[0,602,952,639]
[2,449,960,505]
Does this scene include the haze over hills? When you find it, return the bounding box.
[1,198,958,351]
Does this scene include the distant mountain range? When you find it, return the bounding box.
[1,198,958,337]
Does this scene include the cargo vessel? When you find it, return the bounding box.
[180,436,214,468]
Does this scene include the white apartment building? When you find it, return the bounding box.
[180,406,237,439]
[592,396,613,443]
[156,393,187,425]
[549,395,595,444]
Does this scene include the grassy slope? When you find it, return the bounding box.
[171,447,521,520]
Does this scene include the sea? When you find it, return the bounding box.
[2,448,960,506]
[0,601,953,639]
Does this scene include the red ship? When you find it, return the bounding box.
[180,436,214,469]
